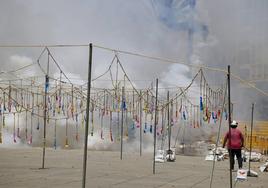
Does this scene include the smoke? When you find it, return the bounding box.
[0,0,267,152]
[197,0,268,120]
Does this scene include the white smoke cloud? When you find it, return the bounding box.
[0,0,267,151]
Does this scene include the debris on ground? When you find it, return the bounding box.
[245,151,262,162]
[259,161,268,172]
[205,144,228,161]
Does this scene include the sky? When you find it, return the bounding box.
[0,0,268,120]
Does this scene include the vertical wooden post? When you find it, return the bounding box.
[41,49,49,169]
[248,103,254,176]
[153,79,158,174]
[167,91,171,153]
[120,86,125,160]
[82,43,93,188]
[140,90,142,156]
[227,65,232,188]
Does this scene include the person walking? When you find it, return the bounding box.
[222,120,244,170]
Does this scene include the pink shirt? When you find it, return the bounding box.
[224,128,244,149]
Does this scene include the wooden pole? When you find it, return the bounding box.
[82,43,93,188]
[153,79,158,174]
[227,65,232,188]
[167,91,171,154]
[41,50,49,169]
[120,86,125,160]
[248,103,254,175]
[140,90,142,156]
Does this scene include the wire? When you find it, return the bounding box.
[91,55,116,81]
[93,44,228,74]
[46,48,73,85]
[0,62,37,75]
[0,43,228,73]
[0,44,89,48]
[231,73,268,97]
[0,43,267,97]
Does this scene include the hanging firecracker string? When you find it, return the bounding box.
[62,93,65,116]
[190,104,193,127]
[0,92,2,116]
[8,82,12,113]
[132,90,135,119]
[75,112,79,141]
[110,95,113,141]
[97,94,101,119]
[213,91,216,111]
[17,113,20,138]
[71,84,74,120]
[143,110,148,133]
[143,90,149,133]
[170,100,174,127]
[0,67,228,146]
[202,83,207,122]
[210,89,213,122]
[112,91,115,112]
[213,92,217,123]
[14,89,21,138]
[53,94,56,117]
[179,98,182,120]
[144,90,149,113]
[81,112,85,128]
[206,83,209,121]
[183,99,187,120]
[200,72,203,111]
[28,111,33,145]
[149,112,153,134]
[31,80,34,108]
[37,93,40,130]
[100,91,105,140]
[58,71,62,114]
[91,99,94,136]
[126,92,130,116]
[217,91,221,119]
[175,94,178,122]
[211,91,214,122]
[54,120,57,149]
[202,75,205,114]
[26,88,30,109]
[47,95,50,124]
[160,108,164,135]
[193,105,196,128]
[65,118,69,148]
[80,86,84,113]
[117,101,120,141]
[0,128,2,144]
[197,105,200,128]
[135,99,139,122]
[109,110,113,142]
[25,110,28,140]
[124,101,128,137]
[13,113,16,143]
[2,92,6,128]
[74,94,78,116]
[105,92,109,116]
[29,90,34,144]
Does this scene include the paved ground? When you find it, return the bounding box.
[0,148,267,188]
